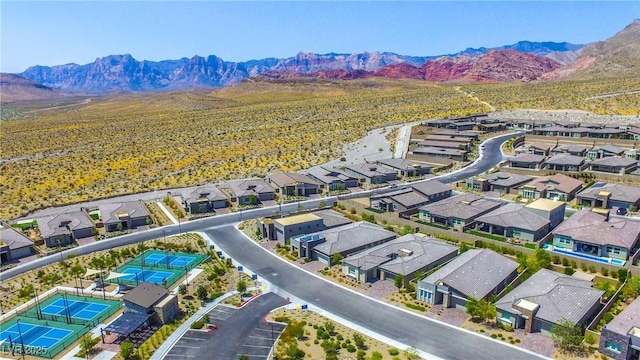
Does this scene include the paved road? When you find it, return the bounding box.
[205,226,545,360]
[163,293,288,360]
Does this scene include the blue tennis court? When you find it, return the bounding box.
[143,253,195,268]
[120,267,174,284]
[0,322,72,349]
[40,298,109,322]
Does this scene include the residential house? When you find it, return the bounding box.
[226,179,276,205]
[100,201,151,232]
[551,144,588,157]
[508,154,546,170]
[576,182,640,211]
[518,173,584,201]
[342,234,458,285]
[466,172,532,194]
[599,296,640,360]
[181,186,228,214]
[306,166,359,191]
[416,249,519,308]
[587,128,627,139]
[421,135,472,148]
[474,203,551,242]
[37,211,96,247]
[267,172,319,197]
[290,222,396,265]
[376,159,432,178]
[0,226,34,264]
[447,122,475,131]
[122,282,178,325]
[343,163,397,184]
[418,193,503,229]
[425,119,455,128]
[415,140,470,151]
[543,154,587,172]
[524,199,565,230]
[433,130,479,141]
[626,149,638,160]
[588,145,626,159]
[552,210,640,261]
[589,157,638,175]
[273,213,325,245]
[374,179,451,218]
[496,269,604,333]
[526,143,551,156]
[412,147,467,161]
[628,127,640,140]
[477,123,507,132]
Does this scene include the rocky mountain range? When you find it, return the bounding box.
[10,19,639,94]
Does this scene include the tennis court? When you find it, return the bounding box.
[40,298,110,322]
[143,253,196,268]
[0,322,72,349]
[120,267,175,284]
[0,316,87,358]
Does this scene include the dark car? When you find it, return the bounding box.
[616,208,628,215]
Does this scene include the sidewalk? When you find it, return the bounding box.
[157,202,179,225]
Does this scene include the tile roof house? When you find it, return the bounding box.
[466,172,532,194]
[508,153,546,170]
[495,269,604,333]
[588,157,638,175]
[99,201,151,232]
[518,173,584,201]
[306,166,358,191]
[576,182,640,211]
[412,146,467,161]
[290,222,396,265]
[433,130,479,140]
[551,144,588,157]
[342,234,458,286]
[273,213,325,245]
[226,179,276,205]
[599,296,640,360]
[418,193,503,229]
[473,203,551,242]
[122,282,178,325]
[376,158,433,178]
[0,226,35,263]
[552,210,640,261]
[180,186,228,214]
[343,163,398,184]
[526,142,551,156]
[543,154,588,172]
[267,172,319,197]
[588,145,625,159]
[37,211,96,247]
[374,180,451,218]
[417,249,519,308]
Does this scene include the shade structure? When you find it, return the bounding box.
[105,271,129,281]
[103,312,151,336]
[83,268,103,278]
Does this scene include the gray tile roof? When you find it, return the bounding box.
[376,158,433,171]
[553,144,588,153]
[313,209,353,229]
[122,282,168,308]
[434,130,479,137]
[0,226,34,250]
[100,201,150,225]
[416,140,463,149]
[589,157,637,167]
[509,153,546,164]
[267,172,319,187]
[421,249,519,300]
[311,222,396,256]
[226,178,275,198]
[306,166,356,184]
[598,144,625,154]
[544,154,585,166]
[522,174,583,194]
[422,135,471,143]
[384,190,430,208]
[413,147,465,156]
[481,172,532,188]
[411,179,451,197]
[344,163,397,178]
[604,296,640,335]
[527,142,551,151]
[495,269,603,325]
[577,182,640,204]
[37,211,95,238]
[475,203,550,232]
[553,210,640,249]
[419,193,503,221]
[182,186,227,203]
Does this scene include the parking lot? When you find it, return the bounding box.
[163,292,288,360]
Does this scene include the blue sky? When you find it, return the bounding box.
[2,1,639,73]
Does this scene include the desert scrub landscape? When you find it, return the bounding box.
[0,78,487,220]
[2,76,639,221]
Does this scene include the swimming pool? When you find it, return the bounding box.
[552,247,625,266]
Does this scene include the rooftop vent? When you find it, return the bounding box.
[397,248,414,257]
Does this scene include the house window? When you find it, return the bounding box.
[392,204,398,211]
[348,267,356,277]
[604,341,621,353]
[513,229,521,237]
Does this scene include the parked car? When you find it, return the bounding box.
[616,208,628,215]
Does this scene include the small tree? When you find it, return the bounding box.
[178,284,188,296]
[237,278,247,293]
[352,333,366,349]
[466,297,479,318]
[550,319,584,354]
[324,321,335,336]
[120,341,135,360]
[394,274,404,289]
[331,253,344,266]
[196,285,208,301]
[284,342,305,360]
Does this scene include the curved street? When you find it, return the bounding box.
[205,225,545,360]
